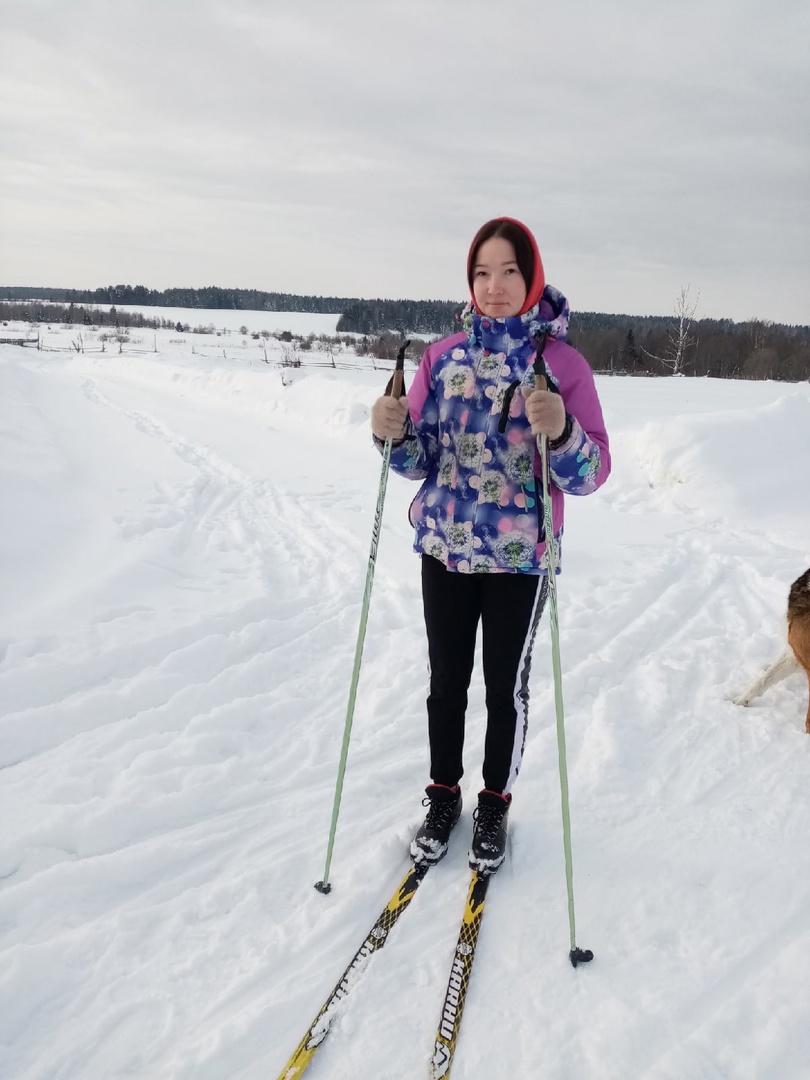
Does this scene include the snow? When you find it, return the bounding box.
[1,302,343,337]
[1,318,809,1080]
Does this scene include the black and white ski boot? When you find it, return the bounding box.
[410,784,462,865]
[469,790,511,874]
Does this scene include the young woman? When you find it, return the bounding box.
[371,217,611,874]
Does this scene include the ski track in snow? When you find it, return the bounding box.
[1,332,809,1080]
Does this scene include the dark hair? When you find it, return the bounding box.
[467,219,535,292]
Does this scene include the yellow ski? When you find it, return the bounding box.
[429,870,490,1079]
[276,862,428,1079]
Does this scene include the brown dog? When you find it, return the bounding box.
[734,569,810,732]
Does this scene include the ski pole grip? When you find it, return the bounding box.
[390,369,405,399]
[388,339,410,400]
[531,333,549,394]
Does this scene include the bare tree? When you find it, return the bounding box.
[641,284,700,375]
[323,339,339,368]
[280,340,302,367]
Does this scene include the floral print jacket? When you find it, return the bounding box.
[381,287,611,574]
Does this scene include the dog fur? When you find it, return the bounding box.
[733,569,810,732]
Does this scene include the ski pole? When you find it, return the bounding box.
[533,355,594,968]
[315,340,410,895]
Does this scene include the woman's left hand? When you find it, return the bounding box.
[524,389,566,440]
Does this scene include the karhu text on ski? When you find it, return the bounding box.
[411,784,462,865]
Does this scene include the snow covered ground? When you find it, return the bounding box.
[1,318,809,1080]
[0,301,343,338]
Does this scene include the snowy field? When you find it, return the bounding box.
[1,318,809,1080]
[1,301,343,338]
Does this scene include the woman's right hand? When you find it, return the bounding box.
[371,395,409,442]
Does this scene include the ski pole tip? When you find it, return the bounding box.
[314,880,332,895]
[570,947,594,968]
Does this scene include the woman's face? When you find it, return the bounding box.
[471,236,528,318]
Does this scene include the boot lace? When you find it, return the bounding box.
[424,795,456,831]
[473,802,505,847]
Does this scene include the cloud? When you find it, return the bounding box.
[1,0,808,322]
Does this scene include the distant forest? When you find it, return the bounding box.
[2,284,808,381]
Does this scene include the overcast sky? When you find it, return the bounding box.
[1,0,808,323]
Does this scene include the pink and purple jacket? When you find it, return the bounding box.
[383,287,611,574]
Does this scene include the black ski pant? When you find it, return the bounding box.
[421,554,549,796]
